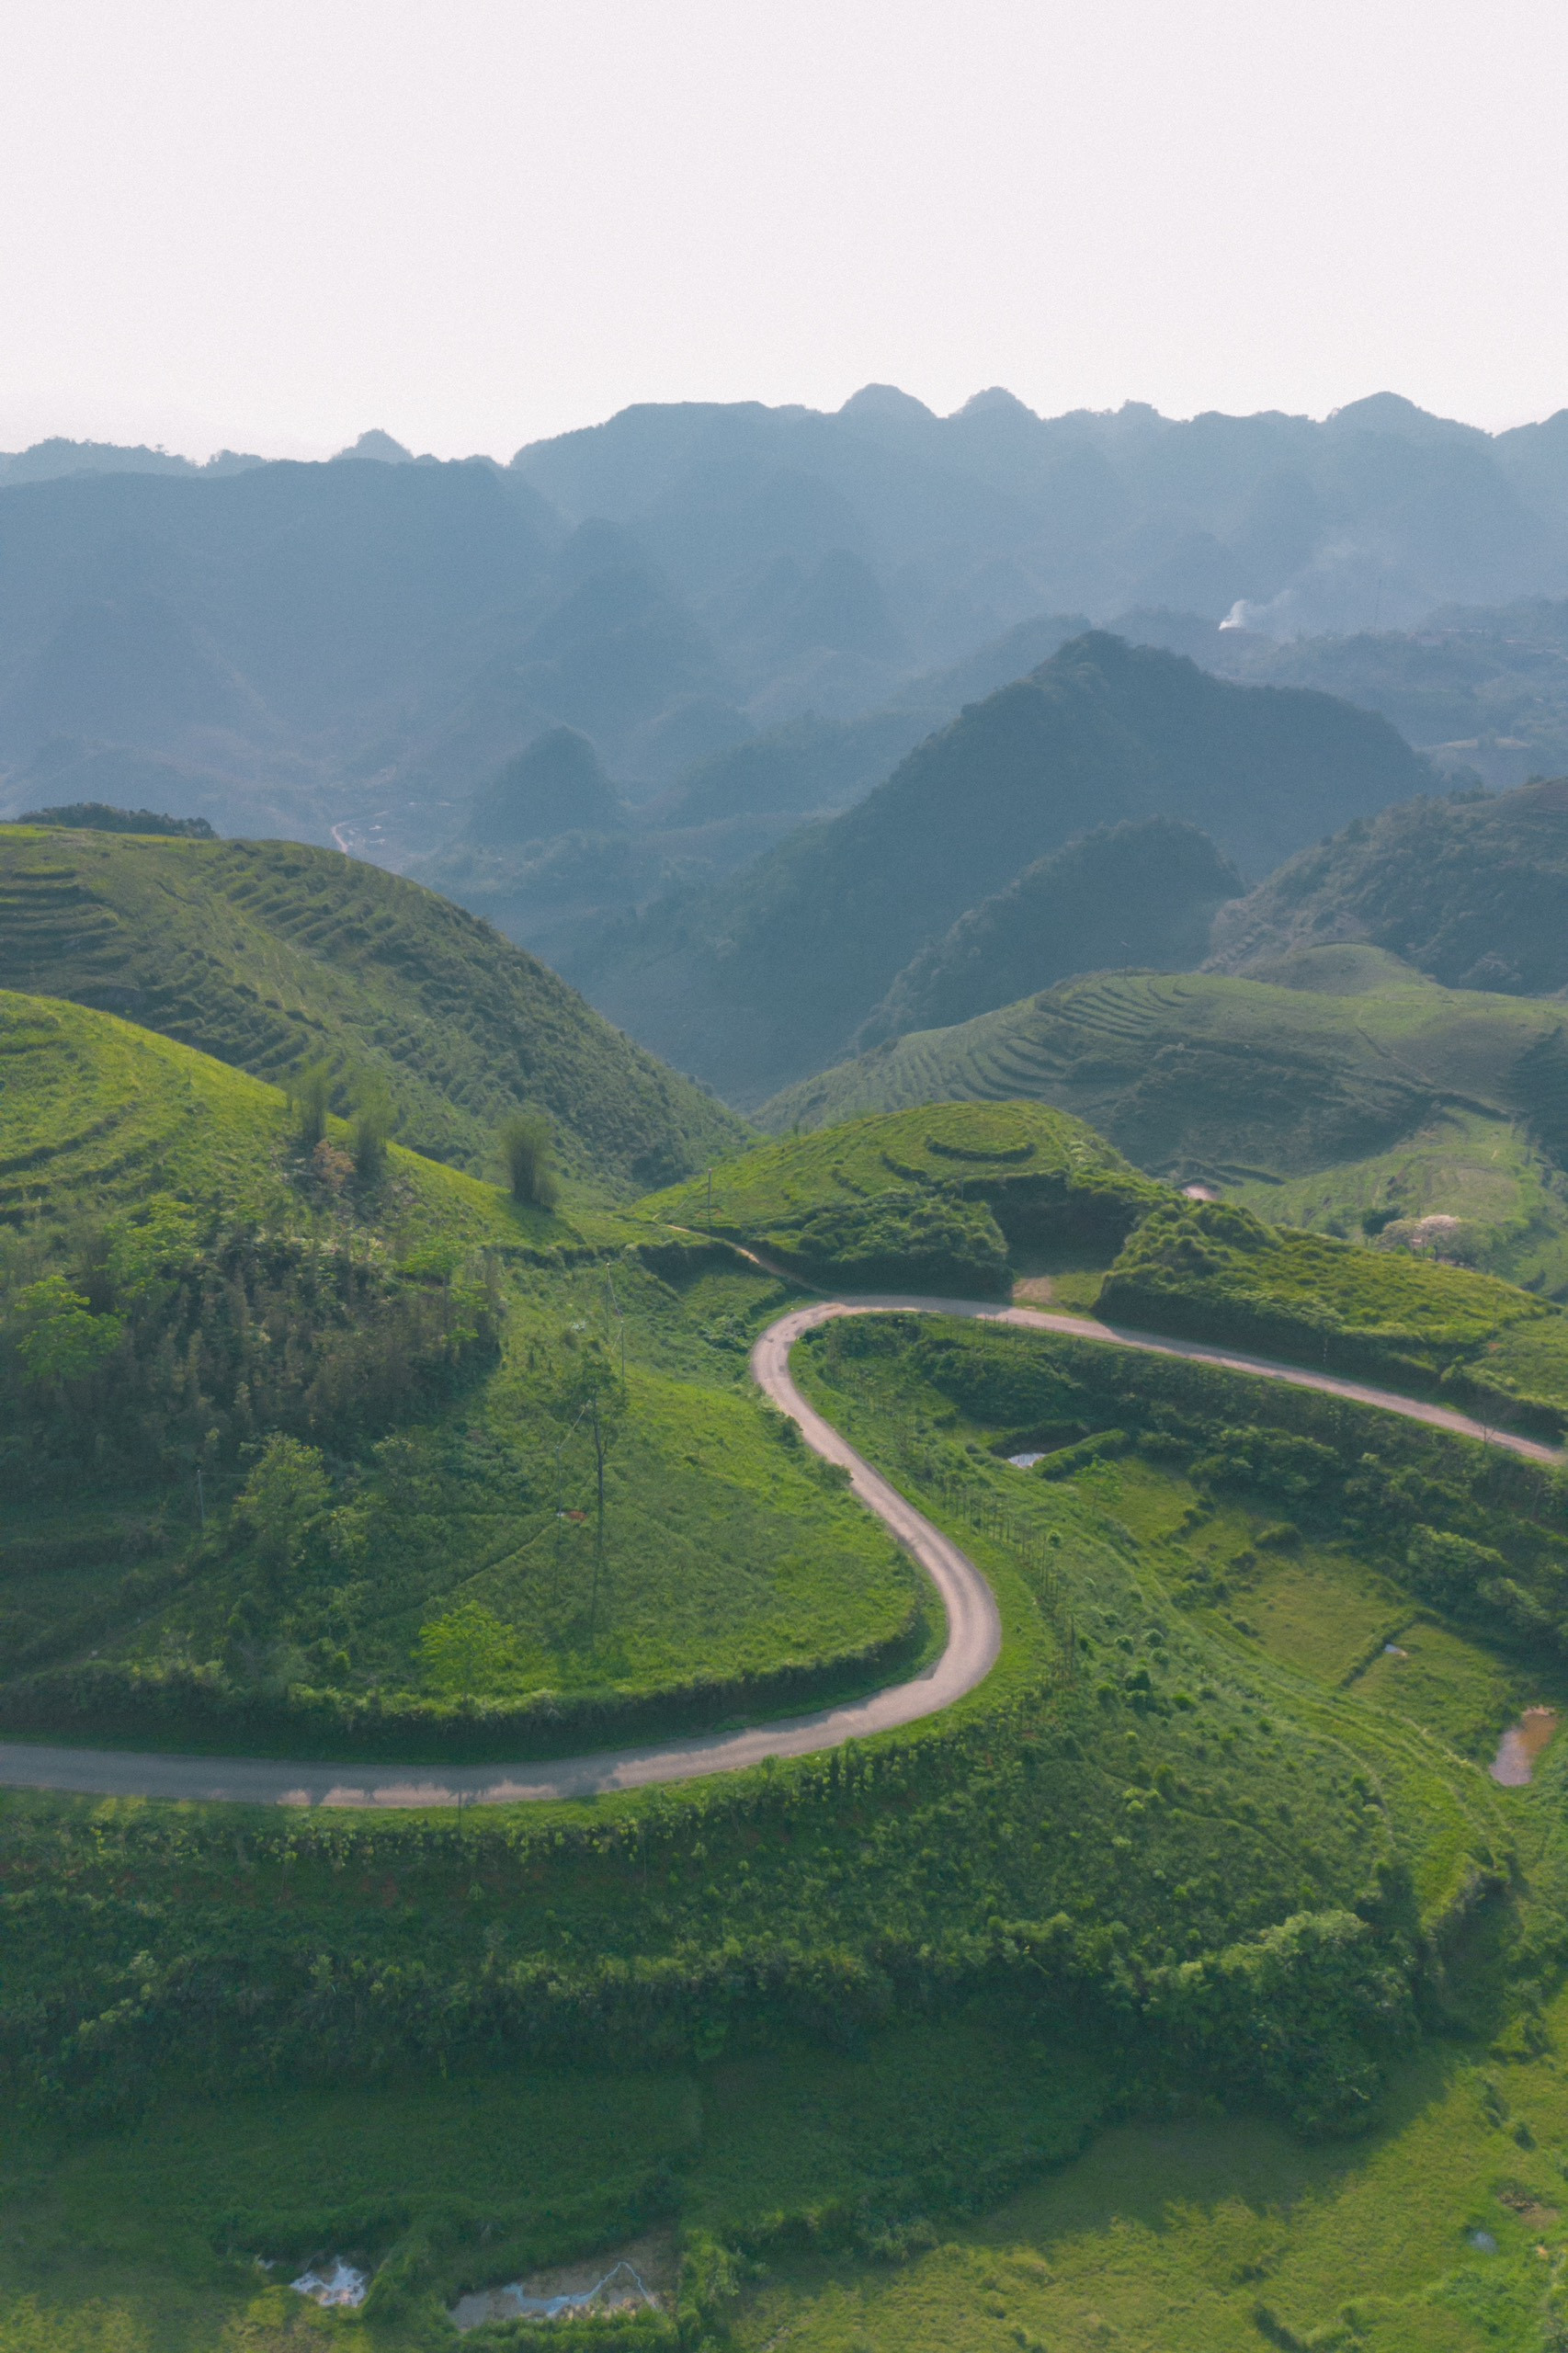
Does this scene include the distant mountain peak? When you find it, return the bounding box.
[954,387,1038,421]
[837,384,936,423]
[333,428,415,464]
[1327,392,1482,442]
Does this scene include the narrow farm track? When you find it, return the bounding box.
[0,1294,1555,1810]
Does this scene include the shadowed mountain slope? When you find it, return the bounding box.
[1209,777,1568,993]
[855,818,1243,1048]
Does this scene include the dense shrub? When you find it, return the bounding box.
[764,1188,1010,1296]
[0,1201,501,1495]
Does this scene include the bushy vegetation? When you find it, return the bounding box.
[16,799,217,837]
[645,1100,1162,1289]
[0,824,744,1188]
[0,1207,502,1496]
[1098,1194,1551,1394]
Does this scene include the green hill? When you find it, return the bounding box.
[1209,776,1568,992]
[571,632,1432,1102]
[855,817,1242,1047]
[642,1098,1164,1294]
[762,951,1568,1289]
[0,990,916,1756]
[0,822,744,1189]
[651,1091,1568,1426]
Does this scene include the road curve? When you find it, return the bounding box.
[0,1301,1001,1810]
[0,1290,1554,1809]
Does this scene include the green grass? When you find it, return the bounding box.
[1351,1622,1529,1762]
[0,824,746,1190]
[1224,1549,1408,1685]
[727,2008,1568,2353]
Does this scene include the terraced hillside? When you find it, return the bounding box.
[0,823,744,1189]
[0,990,917,1757]
[763,950,1568,1291]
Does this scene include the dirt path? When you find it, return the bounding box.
[0,1290,1552,1808]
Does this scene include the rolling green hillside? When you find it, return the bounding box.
[0,990,917,1756]
[571,632,1431,1102]
[763,950,1568,1291]
[0,822,744,1190]
[8,1302,1565,2346]
[12,1011,1568,2345]
[1210,776,1568,992]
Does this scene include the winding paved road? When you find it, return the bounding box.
[0,1293,1553,1809]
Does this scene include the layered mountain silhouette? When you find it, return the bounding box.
[3,388,1568,869]
[566,633,1431,1102]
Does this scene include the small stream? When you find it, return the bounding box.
[1490,1708,1559,1787]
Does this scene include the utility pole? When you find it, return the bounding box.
[604,1267,626,1381]
[588,1393,607,1642]
[706,1166,713,1233]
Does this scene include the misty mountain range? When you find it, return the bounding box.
[4,387,1568,852]
[11,385,1568,1103]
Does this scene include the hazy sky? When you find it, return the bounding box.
[4,0,1565,460]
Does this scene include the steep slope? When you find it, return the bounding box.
[760,951,1568,1291]
[571,633,1432,1101]
[1209,777,1568,991]
[0,824,744,1188]
[855,818,1243,1047]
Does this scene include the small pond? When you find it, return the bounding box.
[1491,1708,1559,1787]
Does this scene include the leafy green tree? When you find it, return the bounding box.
[289,1062,334,1152]
[351,1073,393,1181]
[499,1109,559,1209]
[104,1196,200,1301]
[13,1276,124,1392]
[236,1434,331,1574]
[417,1599,525,1698]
